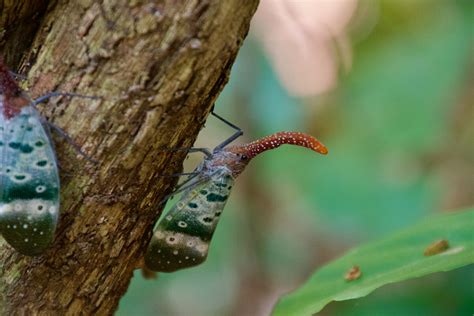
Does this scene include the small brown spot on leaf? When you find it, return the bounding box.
[424,239,449,256]
[344,265,362,281]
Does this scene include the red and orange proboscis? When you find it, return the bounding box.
[216,131,328,178]
[239,131,328,158]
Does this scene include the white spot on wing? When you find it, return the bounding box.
[35,185,46,193]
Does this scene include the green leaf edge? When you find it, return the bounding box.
[272,208,474,316]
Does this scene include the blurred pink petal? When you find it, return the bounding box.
[253,0,357,96]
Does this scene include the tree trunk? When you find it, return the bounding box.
[0,0,259,314]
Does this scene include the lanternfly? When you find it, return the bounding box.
[145,111,328,272]
[0,58,93,255]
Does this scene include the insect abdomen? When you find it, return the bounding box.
[145,174,233,272]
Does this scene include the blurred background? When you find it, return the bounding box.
[118,0,473,315]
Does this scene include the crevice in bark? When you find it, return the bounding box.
[0,0,51,67]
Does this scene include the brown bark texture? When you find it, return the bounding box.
[0,0,259,314]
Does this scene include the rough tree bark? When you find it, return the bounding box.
[0,0,259,314]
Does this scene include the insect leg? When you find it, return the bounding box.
[159,171,201,178]
[159,175,209,205]
[160,106,242,155]
[30,92,99,163]
[160,147,212,159]
[31,92,100,107]
[8,71,27,80]
[211,107,243,150]
[46,122,98,164]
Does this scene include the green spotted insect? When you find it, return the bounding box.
[0,57,95,255]
[145,111,328,272]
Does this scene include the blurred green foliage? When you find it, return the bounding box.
[118,0,473,315]
[273,209,474,315]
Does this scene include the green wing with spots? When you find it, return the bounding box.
[0,107,60,255]
[145,170,234,272]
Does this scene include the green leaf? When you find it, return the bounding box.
[272,209,474,316]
